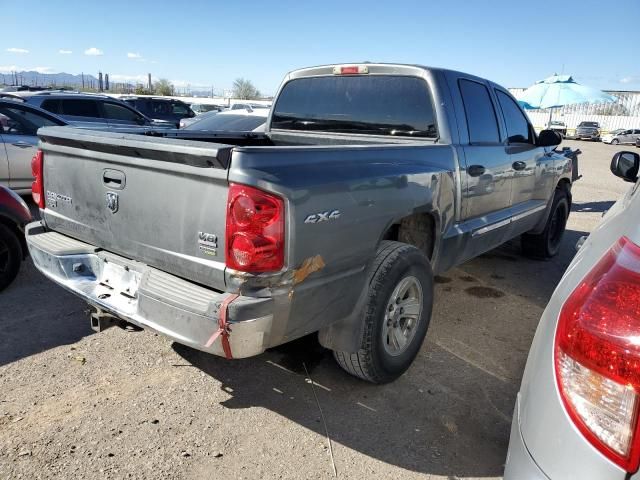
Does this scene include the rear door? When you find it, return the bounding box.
[457,79,512,219]
[494,88,552,232]
[0,103,61,191]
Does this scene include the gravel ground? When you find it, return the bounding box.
[0,140,632,479]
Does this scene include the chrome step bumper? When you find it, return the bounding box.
[26,222,273,358]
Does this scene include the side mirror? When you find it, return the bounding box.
[537,129,562,147]
[610,151,639,183]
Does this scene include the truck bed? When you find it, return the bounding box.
[37,126,454,298]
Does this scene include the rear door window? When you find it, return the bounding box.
[172,103,190,115]
[458,79,500,144]
[102,102,143,123]
[495,90,533,144]
[40,99,61,114]
[272,75,437,138]
[60,99,101,118]
[0,105,62,135]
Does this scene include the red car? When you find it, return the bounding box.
[0,185,31,290]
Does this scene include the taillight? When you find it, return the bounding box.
[31,150,44,208]
[555,236,640,472]
[225,183,284,272]
[332,65,369,75]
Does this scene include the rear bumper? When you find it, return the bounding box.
[504,395,550,480]
[26,222,273,358]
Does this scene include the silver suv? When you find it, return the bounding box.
[505,151,640,479]
[22,92,172,129]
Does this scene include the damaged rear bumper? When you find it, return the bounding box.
[26,222,273,358]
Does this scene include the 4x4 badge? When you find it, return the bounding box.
[106,192,119,213]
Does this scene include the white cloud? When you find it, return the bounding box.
[0,65,57,74]
[0,65,19,73]
[58,49,72,55]
[620,76,639,85]
[6,48,29,54]
[109,73,149,83]
[127,52,142,59]
[171,79,191,88]
[84,47,104,56]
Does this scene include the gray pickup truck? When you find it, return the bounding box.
[26,63,571,383]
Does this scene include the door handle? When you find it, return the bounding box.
[103,169,126,189]
[11,141,32,148]
[468,165,486,177]
[512,161,527,171]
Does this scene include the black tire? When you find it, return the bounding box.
[521,189,569,259]
[0,223,22,292]
[611,138,620,145]
[333,241,433,384]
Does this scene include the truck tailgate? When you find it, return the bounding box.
[38,126,231,291]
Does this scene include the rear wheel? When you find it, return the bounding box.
[521,188,569,259]
[0,223,22,291]
[333,241,433,384]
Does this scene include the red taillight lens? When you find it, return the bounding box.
[225,183,284,272]
[332,65,369,75]
[555,236,640,472]
[31,150,44,208]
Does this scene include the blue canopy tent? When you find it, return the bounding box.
[518,75,616,110]
[517,74,616,126]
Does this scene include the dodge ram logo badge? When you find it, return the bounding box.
[106,192,119,213]
[304,209,341,224]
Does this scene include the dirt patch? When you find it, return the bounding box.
[459,275,476,283]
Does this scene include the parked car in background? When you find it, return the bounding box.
[602,128,640,145]
[21,92,173,130]
[0,99,66,193]
[229,102,271,111]
[0,185,31,291]
[180,108,268,131]
[546,120,567,137]
[121,97,195,127]
[575,121,601,141]
[25,63,570,384]
[190,103,224,115]
[504,150,640,479]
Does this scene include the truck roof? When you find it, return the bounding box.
[285,63,495,87]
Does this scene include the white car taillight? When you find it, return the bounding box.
[555,237,640,472]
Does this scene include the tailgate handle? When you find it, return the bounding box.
[103,169,126,190]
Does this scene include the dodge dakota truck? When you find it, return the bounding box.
[25,63,570,383]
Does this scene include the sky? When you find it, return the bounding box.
[1,0,639,95]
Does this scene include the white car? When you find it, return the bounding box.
[602,129,640,145]
[180,108,268,131]
[504,150,640,479]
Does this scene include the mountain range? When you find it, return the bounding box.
[0,71,107,87]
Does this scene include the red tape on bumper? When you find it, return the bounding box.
[204,293,239,359]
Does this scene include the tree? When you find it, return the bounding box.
[154,78,174,96]
[134,84,152,95]
[232,78,261,100]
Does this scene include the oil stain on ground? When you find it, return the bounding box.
[434,276,452,284]
[459,275,476,283]
[465,286,506,299]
